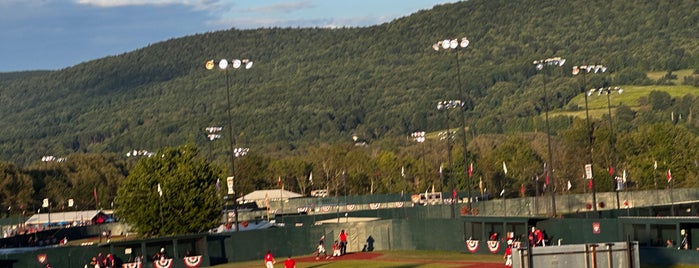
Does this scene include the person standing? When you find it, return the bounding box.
[339,230,348,255]
[504,239,513,268]
[534,228,544,247]
[264,250,275,268]
[680,229,690,250]
[283,256,296,268]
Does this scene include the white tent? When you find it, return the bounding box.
[236,189,303,203]
[25,210,110,226]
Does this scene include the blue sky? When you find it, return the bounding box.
[0,0,458,72]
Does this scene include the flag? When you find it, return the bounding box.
[667,169,672,182]
[309,172,313,185]
[478,177,483,194]
[157,183,163,197]
[468,162,473,177]
[567,180,572,191]
[277,176,282,188]
[439,165,444,181]
[545,172,550,185]
[93,187,99,206]
[520,184,525,196]
[654,160,657,170]
[503,161,508,174]
[609,166,614,175]
[588,180,593,189]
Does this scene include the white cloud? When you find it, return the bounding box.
[75,0,215,8]
[241,1,314,14]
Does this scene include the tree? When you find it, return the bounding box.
[115,145,221,236]
[0,161,34,215]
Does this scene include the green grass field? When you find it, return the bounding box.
[211,250,699,268]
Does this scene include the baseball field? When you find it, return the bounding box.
[215,250,506,268]
[214,250,699,268]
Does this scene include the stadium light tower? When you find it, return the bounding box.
[595,86,623,209]
[433,37,471,218]
[205,58,253,231]
[533,57,566,217]
[572,64,607,213]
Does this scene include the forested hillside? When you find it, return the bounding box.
[1,0,699,211]
[0,0,697,164]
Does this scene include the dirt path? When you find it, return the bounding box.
[293,252,504,268]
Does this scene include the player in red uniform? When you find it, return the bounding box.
[264,250,275,268]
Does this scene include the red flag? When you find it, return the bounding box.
[468,162,473,177]
[520,184,525,195]
[608,166,614,175]
[588,180,593,189]
[545,172,550,185]
[667,169,672,182]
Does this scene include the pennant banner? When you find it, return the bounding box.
[122,262,143,268]
[154,259,173,268]
[183,256,203,268]
[487,240,500,253]
[466,239,479,253]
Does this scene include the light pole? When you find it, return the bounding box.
[205,58,253,231]
[596,86,623,209]
[205,126,222,162]
[572,64,607,213]
[433,37,471,218]
[411,131,427,192]
[437,99,461,218]
[533,57,566,217]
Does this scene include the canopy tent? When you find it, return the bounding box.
[24,210,111,226]
[236,189,303,203]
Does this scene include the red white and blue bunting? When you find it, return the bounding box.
[466,239,479,253]
[394,202,404,208]
[369,203,381,210]
[122,262,142,268]
[346,204,356,211]
[183,256,202,268]
[153,258,173,268]
[487,241,500,253]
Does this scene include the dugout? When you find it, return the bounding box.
[461,216,546,254]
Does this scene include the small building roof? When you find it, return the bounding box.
[237,189,303,203]
[25,210,108,225]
